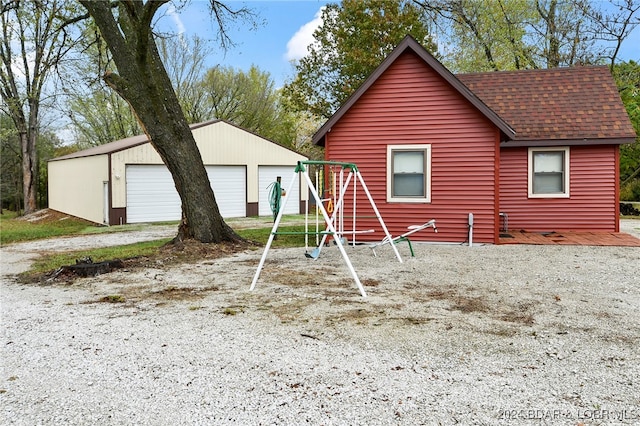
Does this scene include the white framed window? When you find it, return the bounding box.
[528,147,570,198]
[387,144,431,203]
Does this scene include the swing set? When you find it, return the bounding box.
[251,160,438,297]
[250,160,402,297]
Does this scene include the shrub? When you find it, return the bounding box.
[620,179,640,202]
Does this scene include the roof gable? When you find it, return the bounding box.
[312,36,515,146]
[458,66,636,145]
[50,119,304,161]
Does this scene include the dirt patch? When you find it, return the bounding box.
[32,239,256,285]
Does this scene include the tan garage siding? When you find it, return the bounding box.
[48,155,109,224]
[193,123,308,204]
[110,143,164,209]
[49,120,308,225]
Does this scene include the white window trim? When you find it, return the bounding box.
[528,147,570,198]
[387,144,432,203]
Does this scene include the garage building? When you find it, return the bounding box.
[48,120,309,225]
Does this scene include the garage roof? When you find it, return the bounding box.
[50,119,302,161]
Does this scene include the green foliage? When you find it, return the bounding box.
[187,64,318,154]
[614,60,640,188]
[439,0,538,71]
[236,225,309,248]
[200,66,283,137]
[416,0,639,72]
[0,212,95,245]
[0,114,21,211]
[620,180,640,201]
[63,20,142,146]
[283,0,437,118]
[158,35,212,127]
[0,0,85,214]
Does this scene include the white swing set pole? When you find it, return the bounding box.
[352,169,357,246]
[250,162,367,297]
[250,169,299,291]
[355,170,403,263]
[300,169,366,297]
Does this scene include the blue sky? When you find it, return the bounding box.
[164,0,330,86]
[163,0,639,87]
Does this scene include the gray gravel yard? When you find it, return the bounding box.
[1,220,639,425]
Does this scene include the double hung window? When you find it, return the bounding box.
[387,144,431,203]
[528,147,570,198]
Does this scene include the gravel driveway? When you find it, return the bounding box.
[1,220,639,425]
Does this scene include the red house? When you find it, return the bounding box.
[312,36,637,244]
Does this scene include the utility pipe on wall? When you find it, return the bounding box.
[468,213,474,247]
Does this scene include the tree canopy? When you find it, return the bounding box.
[283,0,437,119]
[416,0,640,72]
[0,0,83,213]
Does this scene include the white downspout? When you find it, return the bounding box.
[468,213,474,247]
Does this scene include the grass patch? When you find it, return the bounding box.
[27,239,170,275]
[7,209,309,280]
[0,210,180,246]
[237,225,310,248]
[0,210,97,245]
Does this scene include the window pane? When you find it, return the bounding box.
[394,151,423,173]
[533,172,563,193]
[534,152,563,173]
[394,174,424,196]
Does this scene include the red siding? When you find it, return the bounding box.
[499,145,619,232]
[325,51,499,244]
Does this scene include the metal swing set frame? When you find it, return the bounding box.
[250,160,402,297]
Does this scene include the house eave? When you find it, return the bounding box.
[500,137,636,148]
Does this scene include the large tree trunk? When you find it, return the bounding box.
[81,0,240,243]
[20,131,38,215]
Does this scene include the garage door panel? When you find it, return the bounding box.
[126,165,245,223]
[205,166,246,218]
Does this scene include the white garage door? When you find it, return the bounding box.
[258,166,301,216]
[126,165,246,223]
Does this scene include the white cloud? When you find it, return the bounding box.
[284,7,324,61]
[166,4,186,36]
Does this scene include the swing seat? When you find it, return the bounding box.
[370,220,437,257]
[305,247,322,259]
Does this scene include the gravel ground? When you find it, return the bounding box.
[1,220,639,425]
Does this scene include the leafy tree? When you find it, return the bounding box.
[197,65,292,141]
[65,32,212,147]
[615,60,640,199]
[531,0,596,68]
[1,112,21,211]
[284,0,437,119]
[158,34,212,126]
[36,129,63,208]
[422,0,538,71]
[63,20,142,146]
[0,111,60,210]
[0,0,83,214]
[79,0,253,243]
[66,83,142,147]
[416,0,639,72]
